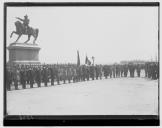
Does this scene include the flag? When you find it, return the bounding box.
[77,50,80,66]
[85,55,91,65]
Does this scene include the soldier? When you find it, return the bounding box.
[128,63,135,78]
[20,67,27,89]
[82,65,86,81]
[90,65,95,80]
[136,64,141,77]
[115,64,120,78]
[86,66,90,81]
[95,65,99,80]
[103,65,108,79]
[28,67,35,88]
[120,65,124,77]
[35,66,41,87]
[62,66,67,84]
[26,66,30,84]
[156,62,159,79]
[72,67,77,83]
[98,65,103,79]
[13,67,20,90]
[67,67,72,83]
[123,64,128,77]
[144,62,149,78]
[56,66,61,85]
[151,62,157,80]
[6,67,13,91]
[112,64,116,78]
[42,66,48,86]
[75,66,80,82]
[49,65,55,85]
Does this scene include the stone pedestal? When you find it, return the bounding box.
[7,43,41,65]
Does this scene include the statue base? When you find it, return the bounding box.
[7,43,41,65]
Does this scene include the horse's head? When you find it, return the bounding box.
[14,21,23,33]
[15,21,21,26]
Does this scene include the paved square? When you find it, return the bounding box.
[7,78,158,115]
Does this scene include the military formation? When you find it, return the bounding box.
[6,62,159,91]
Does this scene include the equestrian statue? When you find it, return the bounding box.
[10,15,39,44]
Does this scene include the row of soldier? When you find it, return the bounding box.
[6,62,159,91]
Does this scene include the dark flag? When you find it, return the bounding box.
[85,55,91,65]
[77,50,80,66]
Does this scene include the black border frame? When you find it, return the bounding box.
[3,2,160,126]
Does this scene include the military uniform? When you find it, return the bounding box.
[136,64,141,77]
[28,68,35,88]
[35,67,41,87]
[42,67,48,86]
[20,68,27,89]
[6,68,13,91]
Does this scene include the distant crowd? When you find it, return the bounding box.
[6,62,159,91]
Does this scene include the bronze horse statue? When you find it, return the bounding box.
[10,21,39,44]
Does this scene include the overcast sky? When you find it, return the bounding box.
[6,6,158,64]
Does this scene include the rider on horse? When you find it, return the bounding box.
[16,15,30,34]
